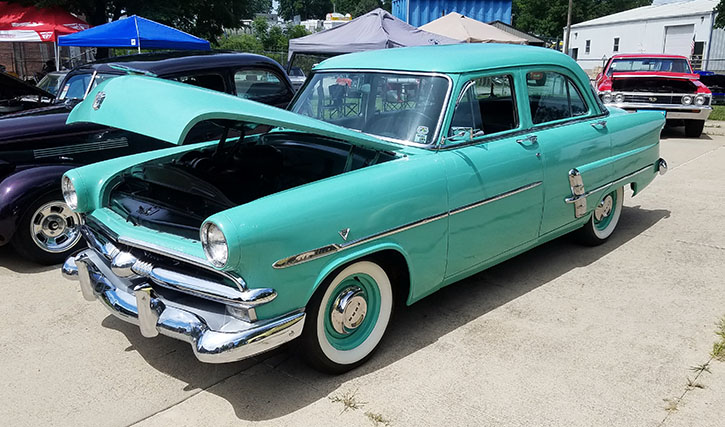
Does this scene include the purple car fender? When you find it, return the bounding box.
[0,164,76,246]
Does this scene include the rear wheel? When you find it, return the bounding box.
[685,120,705,138]
[11,193,84,265]
[577,186,624,246]
[301,260,394,374]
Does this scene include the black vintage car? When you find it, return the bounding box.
[0,51,294,264]
[0,72,55,115]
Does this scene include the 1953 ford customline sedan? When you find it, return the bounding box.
[61,44,667,373]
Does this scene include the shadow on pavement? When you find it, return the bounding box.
[102,204,671,421]
[0,245,60,274]
[661,126,712,140]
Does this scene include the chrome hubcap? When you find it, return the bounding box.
[330,286,368,335]
[594,195,613,221]
[30,201,81,253]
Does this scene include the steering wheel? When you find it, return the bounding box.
[363,109,435,141]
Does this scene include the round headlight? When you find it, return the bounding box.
[61,176,78,211]
[201,222,228,268]
[695,95,706,106]
[614,93,624,103]
[682,95,693,105]
[601,92,612,103]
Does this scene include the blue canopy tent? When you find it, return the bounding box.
[58,15,210,52]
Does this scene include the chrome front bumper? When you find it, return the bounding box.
[607,103,712,120]
[63,249,305,363]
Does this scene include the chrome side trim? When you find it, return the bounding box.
[449,182,542,215]
[565,162,657,217]
[273,181,542,269]
[33,138,128,159]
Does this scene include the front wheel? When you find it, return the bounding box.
[11,193,84,265]
[301,260,394,374]
[577,186,624,246]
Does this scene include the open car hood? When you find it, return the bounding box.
[67,75,401,152]
[0,72,55,100]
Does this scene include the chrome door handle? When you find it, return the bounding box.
[516,135,538,144]
[591,120,607,129]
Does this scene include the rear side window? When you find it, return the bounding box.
[448,74,517,141]
[527,71,588,124]
[234,69,288,100]
[173,73,226,93]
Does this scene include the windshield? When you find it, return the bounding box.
[57,72,118,101]
[36,73,63,96]
[291,71,450,146]
[608,58,692,75]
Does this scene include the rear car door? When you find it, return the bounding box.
[523,69,612,235]
[442,70,544,279]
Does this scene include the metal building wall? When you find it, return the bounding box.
[392,0,512,27]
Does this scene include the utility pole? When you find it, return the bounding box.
[564,0,573,55]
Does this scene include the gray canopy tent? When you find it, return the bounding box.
[287,8,460,71]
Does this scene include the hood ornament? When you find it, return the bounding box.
[339,228,350,241]
[92,91,106,110]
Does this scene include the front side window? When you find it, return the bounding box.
[447,74,517,142]
[291,71,450,145]
[527,71,589,125]
[234,69,288,100]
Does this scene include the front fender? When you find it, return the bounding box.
[310,242,412,305]
[0,164,76,244]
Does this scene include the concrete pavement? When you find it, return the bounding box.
[1,127,724,426]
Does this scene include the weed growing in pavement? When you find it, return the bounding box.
[711,316,725,361]
[365,411,391,426]
[663,397,680,412]
[685,377,705,390]
[329,389,366,414]
[689,363,711,375]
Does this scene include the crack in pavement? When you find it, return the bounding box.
[675,240,725,251]
[658,357,714,427]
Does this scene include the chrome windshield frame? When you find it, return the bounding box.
[290,68,454,149]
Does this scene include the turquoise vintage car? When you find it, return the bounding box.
[61,44,667,373]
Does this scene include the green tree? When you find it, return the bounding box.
[9,0,272,41]
[277,0,332,20]
[216,33,263,52]
[716,1,725,29]
[513,0,651,39]
[334,0,388,18]
[286,24,309,39]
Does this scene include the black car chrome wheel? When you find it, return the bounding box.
[12,193,84,265]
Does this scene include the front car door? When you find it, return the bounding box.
[442,70,544,281]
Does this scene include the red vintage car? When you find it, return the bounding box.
[596,54,711,137]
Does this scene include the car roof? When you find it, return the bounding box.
[611,54,688,60]
[314,44,579,74]
[72,51,285,76]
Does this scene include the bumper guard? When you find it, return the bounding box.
[63,249,305,363]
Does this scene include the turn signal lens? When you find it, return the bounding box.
[201,222,228,268]
[61,176,78,211]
